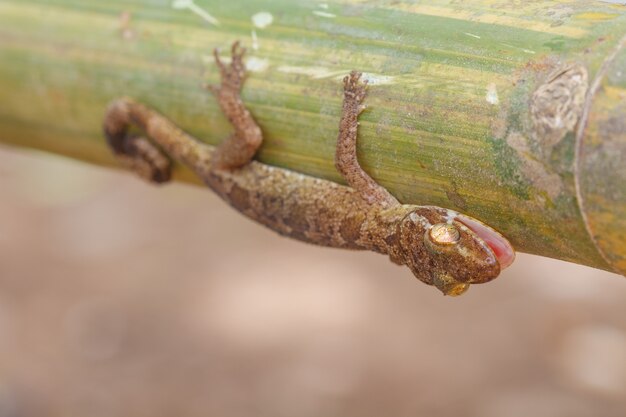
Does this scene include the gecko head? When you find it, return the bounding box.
[398,208,515,296]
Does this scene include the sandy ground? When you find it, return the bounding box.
[0,145,624,417]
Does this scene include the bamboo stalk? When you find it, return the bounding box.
[1,0,625,274]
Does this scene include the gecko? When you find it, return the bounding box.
[103,42,515,296]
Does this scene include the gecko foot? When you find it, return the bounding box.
[343,71,368,112]
[210,41,247,94]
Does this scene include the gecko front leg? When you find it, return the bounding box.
[336,72,515,296]
[336,71,399,208]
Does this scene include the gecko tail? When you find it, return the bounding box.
[104,97,217,182]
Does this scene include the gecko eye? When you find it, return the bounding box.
[427,223,460,246]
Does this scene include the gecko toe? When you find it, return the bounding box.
[213,48,226,72]
[343,71,368,103]
[231,40,246,59]
[211,41,248,92]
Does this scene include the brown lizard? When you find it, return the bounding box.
[103,42,515,296]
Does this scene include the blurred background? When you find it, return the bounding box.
[0,145,624,417]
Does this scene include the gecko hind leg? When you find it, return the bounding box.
[336,71,399,208]
[208,41,263,171]
[104,41,258,183]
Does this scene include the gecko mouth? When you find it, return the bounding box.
[456,214,516,269]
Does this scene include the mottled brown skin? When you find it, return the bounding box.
[104,42,502,296]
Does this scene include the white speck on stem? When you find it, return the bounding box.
[464,32,481,39]
[171,0,220,26]
[277,65,345,79]
[251,29,259,50]
[486,83,499,105]
[319,3,329,9]
[246,57,270,73]
[501,42,535,54]
[313,10,337,18]
[171,0,192,9]
[277,66,394,84]
[598,0,626,5]
[250,12,272,51]
[252,11,274,28]
[361,73,396,85]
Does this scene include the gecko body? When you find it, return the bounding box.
[104,42,514,296]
